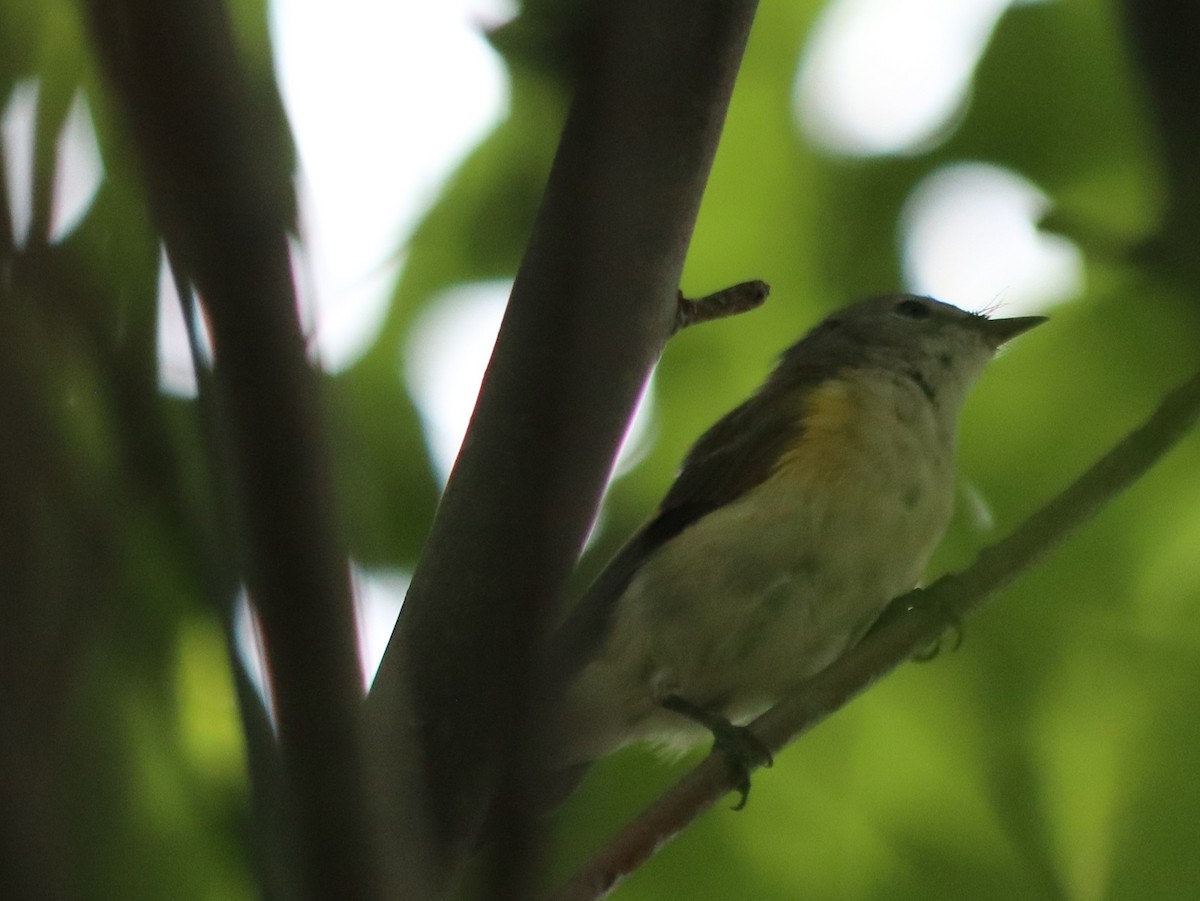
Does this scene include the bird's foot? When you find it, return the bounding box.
[913,617,964,661]
[871,588,964,662]
[661,694,773,810]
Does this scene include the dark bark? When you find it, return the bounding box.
[366,0,761,896]
[83,2,385,898]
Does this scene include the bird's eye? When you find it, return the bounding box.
[894,299,931,319]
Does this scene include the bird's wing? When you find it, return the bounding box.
[546,387,805,679]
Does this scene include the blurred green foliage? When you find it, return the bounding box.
[3,0,1200,898]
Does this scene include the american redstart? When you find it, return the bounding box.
[545,294,1045,794]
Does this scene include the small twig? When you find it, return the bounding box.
[550,368,1200,901]
[672,280,770,334]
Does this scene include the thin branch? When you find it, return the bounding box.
[166,258,298,901]
[83,2,385,899]
[551,368,1200,901]
[673,280,770,334]
[365,0,761,896]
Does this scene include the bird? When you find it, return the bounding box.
[542,293,1045,794]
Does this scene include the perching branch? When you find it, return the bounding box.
[550,368,1200,901]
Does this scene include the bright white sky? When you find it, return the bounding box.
[269,0,513,374]
[796,0,1016,156]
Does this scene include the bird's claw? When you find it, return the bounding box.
[711,721,773,810]
[661,694,772,810]
[913,614,964,662]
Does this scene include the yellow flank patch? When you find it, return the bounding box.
[771,379,862,485]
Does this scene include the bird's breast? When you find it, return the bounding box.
[621,374,956,705]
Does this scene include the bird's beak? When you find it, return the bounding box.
[977,314,1048,348]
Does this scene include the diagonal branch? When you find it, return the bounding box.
[365,0,761,895]
[551,368,1200,901]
